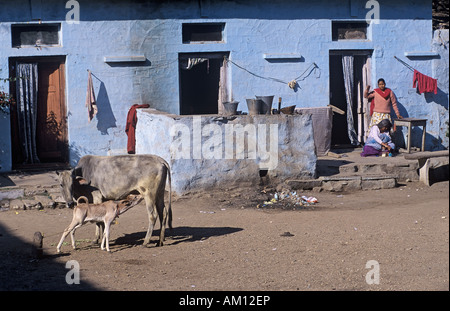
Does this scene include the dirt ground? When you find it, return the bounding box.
[0,179,448,292]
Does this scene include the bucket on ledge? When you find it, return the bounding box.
[246,99,263,115]
[222,101,239,116]
[280,105,296,115]
[256,95,274,115]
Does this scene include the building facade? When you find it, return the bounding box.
[0,0,447,172]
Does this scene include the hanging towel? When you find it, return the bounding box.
[413,70,437,95]
[86,70,98,121]
[125,104,150,154]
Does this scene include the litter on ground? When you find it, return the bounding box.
[257,190,318,210]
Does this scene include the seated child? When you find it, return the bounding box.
[361,119,395,157]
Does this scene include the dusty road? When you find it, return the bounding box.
[0,180,448,292]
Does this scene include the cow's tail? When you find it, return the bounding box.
[165,161,173,230]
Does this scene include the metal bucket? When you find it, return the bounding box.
[280,105,296,115]
[222,101,239,116]
[246,99,263,115]
[256,95,274,115]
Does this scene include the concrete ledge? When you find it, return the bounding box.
[403,150,449,161]
[403,150,449,185]
[103,55,146,63]
[419,156,449,186]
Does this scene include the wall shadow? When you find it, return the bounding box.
[96,82,117,135]
[425,87,449,109]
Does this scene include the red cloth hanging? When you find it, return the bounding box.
[125,104,150,154]
[413,70,437,94]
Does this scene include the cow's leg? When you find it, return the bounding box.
[143,195,158,246]
[156,197,167,246]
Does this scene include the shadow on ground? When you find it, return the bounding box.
[114,226,243,248]
[0,223,98,290]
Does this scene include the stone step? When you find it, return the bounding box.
[328,162,419,182]
[286,174,398,192]
[0,186,65,211]
[321,174,398,191]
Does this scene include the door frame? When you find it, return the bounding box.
[178,52,230,115]
[329,50,372,146]
[8,55,68,167]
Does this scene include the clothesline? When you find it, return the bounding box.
[224,56,320,89]
[394,56,437,94]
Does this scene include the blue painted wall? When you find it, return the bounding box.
[0,0,447,171]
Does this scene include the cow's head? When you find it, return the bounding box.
[56,170,75,208]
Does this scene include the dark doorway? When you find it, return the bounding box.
[179,52,229,115]
[329,51,371,147]
[9,56,68,168]
[329,54,349,145]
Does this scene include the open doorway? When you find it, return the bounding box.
[329,51,371,147]
[9,56,68,168]
[179,52,229,115]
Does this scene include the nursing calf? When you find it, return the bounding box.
[57,171,104,243]
[57,195,142,253]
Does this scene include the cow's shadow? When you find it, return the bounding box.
[113,226,243,250]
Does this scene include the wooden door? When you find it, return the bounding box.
[36,61,67,162]
[9,57,67,166]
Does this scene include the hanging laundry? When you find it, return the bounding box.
[180,58,209,71]
[413,69,438,95]
[85,70,98,121]
[125,104,150,154]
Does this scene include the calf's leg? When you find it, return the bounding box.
[93,222,104,245]
[57,221,80,253]
[101,221,112,252]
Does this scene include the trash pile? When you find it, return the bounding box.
[257,189,318,210]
